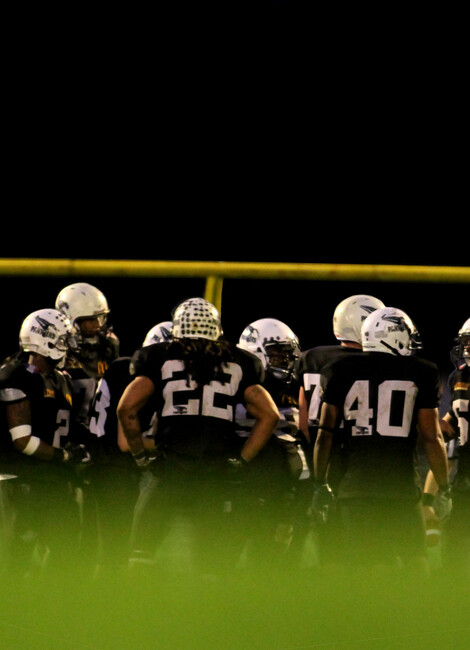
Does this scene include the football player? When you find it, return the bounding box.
[87,321,172,572]
[297,294,385,565]
[117,298,280,577]
[0,309,91,577]
[313,307,450,579]
[236,318,307,570]
[423,317,470,580]
[55,283,121,573]
[55,282,120,441]
[298,294,385,455]
[55,282,119,380]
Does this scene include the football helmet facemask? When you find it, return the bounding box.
[19,309,77,361]
[361,307,422,356]
[172,298,222,341]
[238,318,300,382]
[55,282,111,340]
[333,294,385,344]
[450,317,470,368]
[142,321,173,347]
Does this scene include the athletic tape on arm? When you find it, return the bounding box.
[22,436,41,456]
[10,424,32,440]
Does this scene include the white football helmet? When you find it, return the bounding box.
[361,307,422,356]
[142,321,173,347]
[333,294,386,344]
[172,298,222,341]
[451,317,470,368]
[55,282,110,332]
[19,309,77,361]
[238,318,300,381]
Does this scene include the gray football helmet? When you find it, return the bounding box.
[361,307,422,356]
[333,294,385,344]
[19,309,77,361]
[142,321,173,347]
[451,317,470,368]
[238,317,300,382]
[55,282,110,335]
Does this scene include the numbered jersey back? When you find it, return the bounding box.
[298,344,363,434]
[323,351,441,499]
[130,341,264,458]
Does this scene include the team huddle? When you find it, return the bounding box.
[0,283,468,585]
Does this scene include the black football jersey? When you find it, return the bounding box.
[0,359,74,476]
[89,356,156,465]
[65,366,98,435]
[130,342,264,459]
[65,332,120,379]
[89,357,133,441]
[298,345,363,437]
[60,333,119,440]
[446,365,470,495]
[322,351,441,499]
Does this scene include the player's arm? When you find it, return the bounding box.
[423,468,439,496]
[298,386,310,443]
[439,411,457,439]
[314,401,339,484]
[239,384,279,462]
[423,410,456,495]
[117,376,155,459]
[418,407,450,491]
[117,419,157,453]
[7,399,65,462]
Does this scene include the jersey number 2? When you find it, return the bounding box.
[161,360,242,421]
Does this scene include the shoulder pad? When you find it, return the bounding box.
[0,353,24,385]
[0,386,27,402]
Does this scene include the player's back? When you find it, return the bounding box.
[299,344,363,429]
[130,340,264,460]
[323,351,440,499]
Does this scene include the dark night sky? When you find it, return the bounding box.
[2,1,465,374]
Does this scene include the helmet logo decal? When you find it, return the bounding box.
[242,325,259,344]
[382,315,406,326]
[361,304,381,316]
[360,304,382,324]
[379,315,410,335]
[159,325,172,341]
[56,300,69,313]
[32,316,57,340]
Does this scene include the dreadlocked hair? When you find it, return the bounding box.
[167,338,235,387]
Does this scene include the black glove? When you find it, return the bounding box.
[63,442,92,469]
[311,482,334,522]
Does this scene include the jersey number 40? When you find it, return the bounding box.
[344,379,419,438]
